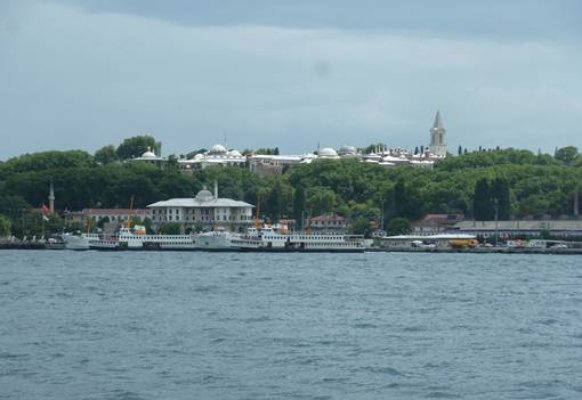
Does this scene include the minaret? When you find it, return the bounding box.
[429,110,447,157]
[49,181,55,213]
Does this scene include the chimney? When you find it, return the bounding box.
[214,180,218,199]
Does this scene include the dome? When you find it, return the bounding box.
[228,150,242,157]
[194,153,204,160]
[208,144,227,155]
[318,147,339,158]
[195,188,214,202]
[141,147,157,158]
[338,145,357,156]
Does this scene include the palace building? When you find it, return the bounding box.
[147,182,254,233]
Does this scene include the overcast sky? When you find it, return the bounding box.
[1,0,581,160]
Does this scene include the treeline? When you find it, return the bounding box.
[1,140,582,238]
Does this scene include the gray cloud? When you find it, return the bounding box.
[50,0,582,40]
[0,0,581,159]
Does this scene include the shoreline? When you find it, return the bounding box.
[2,242,582,255]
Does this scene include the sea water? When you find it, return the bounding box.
[1,251,582,399]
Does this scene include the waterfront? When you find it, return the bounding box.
[1,251,582,399]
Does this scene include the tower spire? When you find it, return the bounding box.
[433,110,444,130]
[429,110,447,157]
[48,181,55,213]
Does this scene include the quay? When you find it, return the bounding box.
[366,246,582,255]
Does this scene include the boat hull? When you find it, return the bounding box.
[238,247,365,253]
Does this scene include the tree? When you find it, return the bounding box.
[116,135,161,160]
[0,215,11,237]
[94,145,118,165]
[473,179,494,220]
[186,148,207,158]
[393,179,423,220]
[387,217,411,236]
[0,150,93,179]
[361,143,384,154]
[293,186,306,229]
[159,222,181,235]
[307,187,336,216]
[0,195,31,219]
[97,216,110,228]
[349,216,372,237]
[554,146,579,166]
[492,178,511,220]
[252,147,280,155]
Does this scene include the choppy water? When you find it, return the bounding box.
[1,251,582,399]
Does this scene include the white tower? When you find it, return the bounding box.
[429,110,447,157]
[49,181,55,213]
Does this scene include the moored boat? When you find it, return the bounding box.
[230,227,366,252]
[62,232,100,250]
[87,225,240,251]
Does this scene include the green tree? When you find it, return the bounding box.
[307,187,336,216]
[387,217,411,236]
[0,215,11,236]
[0,150,94,179]
[292,186,306,229]
[159,222,181,235]
[94,145,118,165]
[473,178,494,220]
[264,179,292,223]
[554,146,579,166]
[492,178,511,220]
[116,135,161,160]
[186,148,207,158]
[349,216,372,236]
[97,216,110,228]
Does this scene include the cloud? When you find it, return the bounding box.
[50,0,582,41]
[0,0,581,159]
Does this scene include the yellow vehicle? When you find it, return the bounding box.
[449,239,478,249]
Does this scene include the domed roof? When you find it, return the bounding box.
[338,145,357,156]
[194,153,204,160]
[228,150,242,157]
[318,147,339,157]
[195,188,214,202]
[141,147,157,158]
[208,144,227,155]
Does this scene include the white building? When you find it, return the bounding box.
[147,183,254,232]
[248,154,305,175]
[132,147,166,167]
[179,144,247,171]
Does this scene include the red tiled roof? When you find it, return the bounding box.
[310,214,346,222]
[82,208,150,215]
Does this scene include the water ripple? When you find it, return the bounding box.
[1,251,581,399]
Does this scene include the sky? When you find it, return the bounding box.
[1,0,581,160]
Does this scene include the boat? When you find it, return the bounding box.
[62,232,100,250]
[229,227,366,252]
[191,228,240,251]
[88,237,125,251]
[87,225,240,251]
[86,226,192,250]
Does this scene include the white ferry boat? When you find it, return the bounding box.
[87,226,239,251]
[230,227,366,252]
[62,232,100,250]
